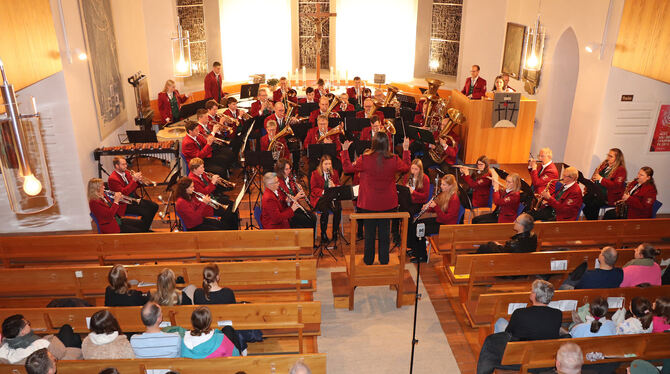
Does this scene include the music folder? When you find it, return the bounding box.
[244,150,274,169]
[240,83,260,99]
[345,117,370,133]
[406,125,435,144]
[380,107,395,119]
[307,143,337,161]
[354,140,371,156]
[340,110,356,119]
[178,99,208,120]
[299,103,318,117]
[328,117,342,128]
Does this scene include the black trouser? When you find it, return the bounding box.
[125,199,158,231]
[603,208,623,220]
[476,241,504,254]
[472,211,499,224]
[319,202,342,239]
[582,194,607,220]
[120,217,146,233]
[291,209,316,230]
[392,202,422,239]
[358,208,395,265]
[190,217,227,231]
[529,206,556,222]
[56,324,82,348]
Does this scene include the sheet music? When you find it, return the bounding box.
[607,297,624,309]
[548,299,578,312]
[352,185,360,198]
[507,303,527,314]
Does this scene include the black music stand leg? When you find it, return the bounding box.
[243,165,259,230]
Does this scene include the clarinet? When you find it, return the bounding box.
[278,184,308,215]
[292,174,315,211]
[414,176,440,223]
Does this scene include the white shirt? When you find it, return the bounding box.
[562,181,576,191]
[115,170,129,184]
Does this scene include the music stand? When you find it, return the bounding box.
[380,107,395,119]
[159,169,181,232]
[241,150,272,229]
[299,103,318,117]
[396,93,416,109]
[563,164,605,203]
[345,118,370,141]
[354,140,371,157]
[406,126,435,145]
[240,83,260,100]
[340,110,356,119]
[178,99,208,120]
[314,185,354,259]
[126,130,158,143]
[327,117,342,128]
[493,166,534,206]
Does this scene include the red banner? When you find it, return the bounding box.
[650,104,670,152]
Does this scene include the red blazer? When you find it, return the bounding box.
[309,109,328,127]
[272,89,298,104]
[335,103,354,112]
[463,172,492,208]
[189,172,216,195]
[157,91,187,124]
[360,128,392,152]
[313,89,329,102]
[260,134,288,159]
[429,194,460,224]
[182,134,212,164]
[413,114,425,126]
[596,165,627,205]
[347,86,362,101]
[461,77,487,99]
[176,196,213,230]
[303,127,341,152]
[222,109,241,136]
[107,171,138,216]
[546,182,583,221]
[310,169,341,206]
[204,71,224,101]
[493,190,521,223]
[89,198,121,234]
[401,174,430,204]
[263,113,289,130]
[341,149,410,211]
[278,176,299,197]
[415,99,424,113]
[355,110,385,123]
[261,187,293,229]
[529,162,559,194]
[624,181,657,219]
[249,100,273,117]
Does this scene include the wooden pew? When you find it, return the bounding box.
[0,301,321,354]
[476,285,670,340]
[0,353,327,374]
[431,218,670,266]
[499,334,670,374]
[0,229,314,267]
[455,248,670,326]
[0,260,317,308]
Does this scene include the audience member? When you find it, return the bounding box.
[290,360,312,374]
[569,297,616,338]
[554,342,583,374]
[476,213,537,254]
[24,349,56,374]
[574,247,623,289]
[613,297,654,334]
[99,369,120,374]
[130,302,181,358]
[104,264,149,307]
[193,263,236,305]
[180,306,238,358]
[0,315,81,364]
[628,360,660,374]
[81,310,135,359]
[652,297,670,333]
[150,268,193,306]
[620,244,662,287]
[496,280,562,340]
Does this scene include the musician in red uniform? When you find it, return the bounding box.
[188,158,238,229]
[473,171,521,223]
[583,148,627,220]
[355,98,385,123]
[347,76,365,110]
[175,177,226,231]
[335,93,354,112]
[341,134,410,265]
[88,178,145,233]
[539,166,583,221]
[204,62,226,103]
[310,155,342,245]
[264,102,295,131]
[460,64,487,99]
[313,79,329,101]
[249,88,274,117]
[421,130,458,176]
[273,77,297,104]
[392,159,430,244]
[304,115,342,151]
[107,156,158,231]
[203,100,234,141]
[261,172,301,229]
[182,117,229,177]
[308,97,339,127]
[604,166,657,219]
[260,120,288,161]
[459,155,492,209]
[273,158,314,230]
[528,147,559,195]
[222,97,248,137]
[157,79,188,125]
[298,87,316,104]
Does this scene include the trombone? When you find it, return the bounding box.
[193,191,228,209]
[204,171,236,188]
[104,189,140,204]
[129,170,157,186]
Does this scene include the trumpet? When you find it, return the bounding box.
[240,111,253,121]
[104,189,140,204]
[219,113,239,127]
[211,137,231,146]
[129,170,157,186]
[193,191,228,209]
[204,171,236,188]
[317,123,345,143]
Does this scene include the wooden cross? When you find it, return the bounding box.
[301,3,336,81]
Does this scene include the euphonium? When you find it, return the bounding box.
[382,85,399,107]
[366,100,383,118]
[326,95,341,115]
[428,135,456,164]
[317,123,345,143]
[269,125,294,160]
[379,119,396,135]
[285,100,300,119]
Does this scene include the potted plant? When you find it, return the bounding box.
[267,78,279,92]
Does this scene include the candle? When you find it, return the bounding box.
[288,71,291,86]
[295,68,299,86]
[346,70,349,86]
[330,66,334,89]
[302,66,306,89]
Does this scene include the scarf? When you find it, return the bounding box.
[3,331,40,349]
[623,258,655,268]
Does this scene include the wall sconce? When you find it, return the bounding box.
[522,15,545,94]
[0,59,54,214]
[171,22,192,78]
[428,59,440,71]
[56,0,87,64]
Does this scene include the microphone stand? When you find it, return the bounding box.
[409,224,424,374]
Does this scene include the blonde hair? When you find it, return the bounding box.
[563,166,578,180]
[162,79,176,93]
[87,178,104,201]
[266,120,277,130]
[317,155,333,178]
[507,173,521,192]
[152,268,180,306]
[435,174,457,212]
[540,147,553,159]
[189,157,204,171]
[409,159,424,190]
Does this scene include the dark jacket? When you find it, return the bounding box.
[503,231,537,253]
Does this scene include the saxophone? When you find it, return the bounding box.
[614,182,633,219]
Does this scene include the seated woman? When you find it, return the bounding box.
[472,171,521,224]
[82,310,135,359]
[193,263,236,305]
[620,243,662,287]
[88,178,145,234]
[180,306,239,358]
[310,155,342,245]
[604,166,657,219]
[476,213,537,254]
[175,177,227,231]
[393,159,430,244]
[583,148,627,220]
[104,264,148,307]
[460,155,492,210]
[613,297,654,334]
[652,297,670,333]
[275,158,314,230]
[150,268,192,306]
[157,79,188,125]
[569,297,616,338]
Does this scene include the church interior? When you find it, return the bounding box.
[0,0,669,373]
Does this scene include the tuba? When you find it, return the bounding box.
[426,78,443,96]
[439,108,466,139]
[382,85,399,107]
[317,123,345,143]
[268,125,294,160]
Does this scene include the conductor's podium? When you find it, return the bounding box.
[331,212,416,310]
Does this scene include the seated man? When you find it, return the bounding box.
[107,156,158,231]
[308,96,338,127]
[574,247,623,289]
[298,87,316,104]
[356,98,385,123]
[476,213,537,254]
[260,172,300,229]
[249,88,274,117]
[130,302,181,358]
[532,166,583,221]
[496,279,562,340]
[528,147,559,195]
[0,315,82,364]
[335,93,354,112]
[24,349,57,374]
[182,114,231,177]
[554,343,583,374]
